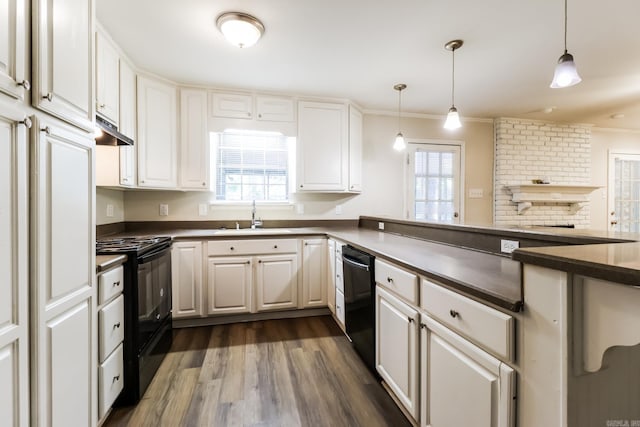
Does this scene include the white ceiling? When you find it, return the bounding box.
[97,0,640,130]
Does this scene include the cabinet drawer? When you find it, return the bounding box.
[336,256,344,293]
[99,295,124,362]
[98,265,124,305]
[99,343,124,419]
[207,239,298,256]
[421,279,514,361]
[335,289,345,327]
[375,259,418,305]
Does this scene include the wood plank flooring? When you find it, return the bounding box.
[104,316,412,427]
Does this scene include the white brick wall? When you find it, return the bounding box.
[494,118,592,228]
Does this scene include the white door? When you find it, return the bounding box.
[406,142,462,223]
[421,314,515,427]
[0,107,29,427]
[180,89,209,190]
[376,286,420,420]
[32,0,94,131]
[207,257,252,314]
[137,75,177,188]
[31,119,96,426]
[171,242,203,319]
[95,31,119,124]
[0,0,27,101]
[301,239,327,308]
[608,152,640,232]
[255,254,298,311]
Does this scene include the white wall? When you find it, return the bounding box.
[108,113,495,224]
[96,188,125,225]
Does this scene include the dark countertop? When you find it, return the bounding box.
[96,254,127,273]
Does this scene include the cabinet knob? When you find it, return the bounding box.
[258,114,262,118]
[420,323,426,329]
[20,117,32,129]
[230,246,234,250]
[202,182,206,186]
[18,80,30,91]
[387,277,393,283]
[113,280,120,287]
[156,314,161,320]
[351,185,354,189]
[246,260,250,264]
[141,180,145,183]
[113,322,121,329]
[454,212,459,218]
[258,260,262,263]
[42,92,53,102]
[247,112,251,117]
[300,185,303,188]
[408,317,414,323]
[41,126,51,135]
[449,309,459,318]
[112,375,120,383]
[99,103,106,108]
[274,245,278,249]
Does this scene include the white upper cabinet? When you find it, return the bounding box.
[0,0,28,101]
[137,75,177,188]
[211,92,253,119]
[348,105,363,192]
[118,59,137,187]
[32,0,94,131]
[180,89,209,190]
[297,101,348,191]
[256,95,295,122]
[95,31,119,125]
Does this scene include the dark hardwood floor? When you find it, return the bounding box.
[104,316,412,427]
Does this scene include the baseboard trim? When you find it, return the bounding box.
[172,307,331,328]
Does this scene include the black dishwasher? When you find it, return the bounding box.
[342,245,376,372]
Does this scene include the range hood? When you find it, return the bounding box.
[95,115,134,146]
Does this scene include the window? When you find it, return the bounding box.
[211,130,295,202]
[406,142,462,223]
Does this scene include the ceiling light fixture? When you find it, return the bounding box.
[216,12,264,48]
[444,40,463,130]
[550,0,581,88]
[393,83,407,151]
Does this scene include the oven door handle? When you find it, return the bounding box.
[138,244,171,264]
[342,255,370,271]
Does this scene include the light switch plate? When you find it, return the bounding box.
[469,188,484,198]
[335,204,343,215]
[296,203,304,214]
[500,239,519,254]
[159,204,169,216]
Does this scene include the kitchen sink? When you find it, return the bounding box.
[213,228,293,236]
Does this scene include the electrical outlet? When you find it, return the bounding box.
[106,204,114,218]
[159,204,169,216]
[500,239,519,254]
[378,222,385,230]
[296,203,304,214]
[335,204,343,215]
[198,203,208,216]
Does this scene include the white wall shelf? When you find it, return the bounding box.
[505,184,601,214]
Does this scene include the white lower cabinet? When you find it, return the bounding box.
[207,256,252,315]
[301,238,327,308]
[335,289,345,328]
[171,241,204,319]
[420,314,515,427]
[376,285,420,420]
[327,239,336,314]
[98,343,124,419]
[256,254,298,311]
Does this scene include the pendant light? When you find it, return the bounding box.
[444,40,463,130]
[550,0,581,88]
[217,12,265,48]
[393,84,407,151]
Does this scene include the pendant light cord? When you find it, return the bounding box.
[397,88,402,133]
[451,48,456,107]
[563,0,569,53]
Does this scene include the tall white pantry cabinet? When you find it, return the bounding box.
[0,0,97,426]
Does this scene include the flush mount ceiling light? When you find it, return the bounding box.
[550,0,581,88]
[216,12,264,48]
[444,39,463,130]
[393,83,407,151]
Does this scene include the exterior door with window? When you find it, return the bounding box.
[407,143,461,223]
[608,152,640,231]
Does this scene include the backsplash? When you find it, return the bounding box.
[494,118,592,228]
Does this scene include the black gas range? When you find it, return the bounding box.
[97,235,173,405]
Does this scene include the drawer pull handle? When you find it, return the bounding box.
[18,80,31,91]
[449,309,459,318]
[387,277,393,283]
[274,245,278,249]
[258,260,262,263]
[113,322,121,329]
[156,314,161,320]
[246,260,250,264]
[408,317,414,323]
[230,246,234,250]
[113,280,120,287]
[112,375,120,383]
[20,117,32,128]
[420,323,426,329]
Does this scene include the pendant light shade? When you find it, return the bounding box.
[393,84,407,151]
[217,12,265,48]
[444,40,463,130]
[550,0,581,88]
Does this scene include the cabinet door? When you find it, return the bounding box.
[376,285,419,420]
[297,101,347,191]
[348,105,362,192]
[31,119,95,426]
[255,254,298,311]
[171,241,203,319]
[119,59,137,186]
[95,31,119,125]
[137,75,177,188]
[0,0,27,101]
[421,314,515,427]
[327,239,336,314]
[207,257,252,314]
[256,95,294,122]
[32,0,94,131]
[0,107,29,427]
[211,92,253,119]
[180,89,209,190]
[301,239,327,308]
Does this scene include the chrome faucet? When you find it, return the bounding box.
[251,200,262,229]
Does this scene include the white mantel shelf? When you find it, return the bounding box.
[505,184,602,214]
